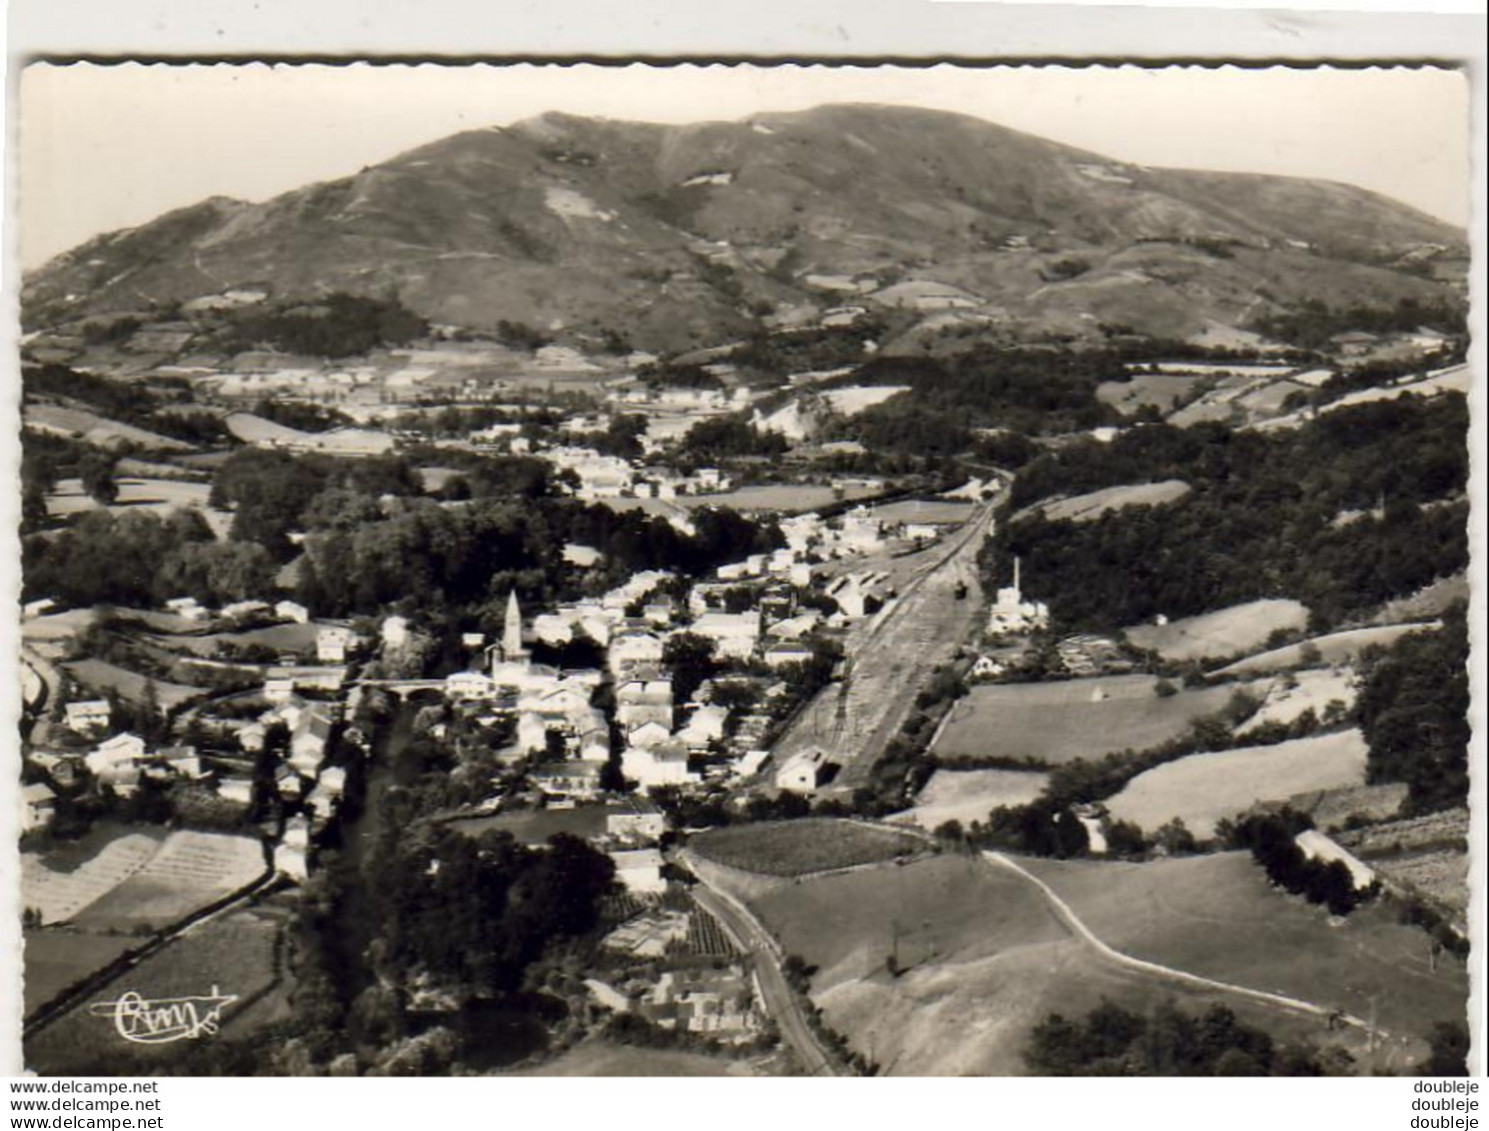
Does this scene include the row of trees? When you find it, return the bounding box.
[1229,810,1373,916]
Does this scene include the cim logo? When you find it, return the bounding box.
[88,987,239,1045]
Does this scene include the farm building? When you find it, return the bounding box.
[21,782,57,833]
[775,746,834,794]
[63,699,111,733]
[1295,830,1377,890]
[610,848,666,894]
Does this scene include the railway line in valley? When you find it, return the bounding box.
[769,493,1000,796]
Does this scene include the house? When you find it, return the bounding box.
[970,655,1006,681]
[461,632,487,651]
[517,712,552,755]
[21,782,57,833]
[275,600,311,625]
[606,797,667,845]
[775,746,834,793]
[63,699,111,734]
[622,740,694,788]
[641,967,756,1038]
[609,630,666,675]
[217,776,255,807]
[610,848,666,894]
[563,543,603,568]
[275,767,304,799]
[318,766,348,799]
[86,732,146,776]
[263,678,296,703]
[289,709,334,775]
[274,841,309,881]
[445,670,495,701]
[688,611,761,661]
[627,719,673,750]
[238,720,268,753]
[616,677,674,731]
[530,760,603,800]
[165,596,210,622]
[220,599,270,621]
[677,705,729,749]
[316,626,354,664]
[22,597,57,619]
[158,745,205,779]
[763,642,815,669]
[577,725,612,764]
[585,979,632,1014]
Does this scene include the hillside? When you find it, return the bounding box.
[23,104,1466,353]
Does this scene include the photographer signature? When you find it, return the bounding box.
[88,986,239,1044]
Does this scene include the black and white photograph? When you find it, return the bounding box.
[6,55,1479,1081]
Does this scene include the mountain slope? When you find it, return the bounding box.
[23,103,1467,352]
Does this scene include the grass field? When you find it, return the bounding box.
[866,499,976,526]
[22,829,168,925]
[1106,728,1369,838]
[1124,598,1310,663]
[932,675,1243,766]
[1096,374,1207,416]
[1234,668,1355,736]
[743,854,1364,1075]
[1216,623,1439,676]
[22,931,136,1016]
[72,831,267,932]
[898,768,1050,831]
[511,1037,757,1077]
[24,906,284,1075]
[25,404,193,451]
[1020,852,1469,1047]
[688,819,924,877]
[61,658,205,708]
[1017,480,1191,525]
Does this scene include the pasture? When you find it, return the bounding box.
[23,931,135,1017]
[62,658,205,708]
[72,831,267,932]
[1105,728,1369,839]
[931,675,1243,766]
[1096,373,1207,416]
[1021,852,1469,1045]
[746,854,1356,1075]
[898,768,1050,831]
[24,907,284,1075]
[688,819,924,877]
[1124,598,1309,663]
[22,829,167,925]
[1234,668,1356,736]
[512,1038,755,1077]
[1216,622,1439,676]
[1018,480,1191,525]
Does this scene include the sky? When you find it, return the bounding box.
[17,61,1473,270]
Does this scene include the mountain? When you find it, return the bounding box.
[22,103,1468,353]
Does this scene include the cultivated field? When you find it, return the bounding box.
[689,819,924,877]
[72,831,267,932]
[62,658,205,708]
[1106,728,1370,838]
[932,675,1243,766]
[1287,783,1408,832]
[1337,809,1470,916]
[24,404,192,451]
[1020,852,1469,1047]
[1216,622,1438,676]
[24,907,284,1075]
[22,931,135,1016]
[22,830,167,925]
[1017,480,1191,525]
[511,1038,757,1077]
[1124,598,1309,663]
[866,499,976,526]
[1096,373,1207,416]
[898,768,1050,831]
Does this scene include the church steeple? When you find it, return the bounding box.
[503,590,528,661]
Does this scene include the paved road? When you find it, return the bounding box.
[775,497,998,795]
[681,852,848,1077]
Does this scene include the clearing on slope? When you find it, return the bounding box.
[1123,598,1309,663]
[688,819,924,877]
[1020,852,1468,1053]
[1105,728,1369,839]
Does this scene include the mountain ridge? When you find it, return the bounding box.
[23,103,1466,352]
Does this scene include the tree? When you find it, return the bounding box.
[661,632,717,707]
[1423,1022,1469,1076]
